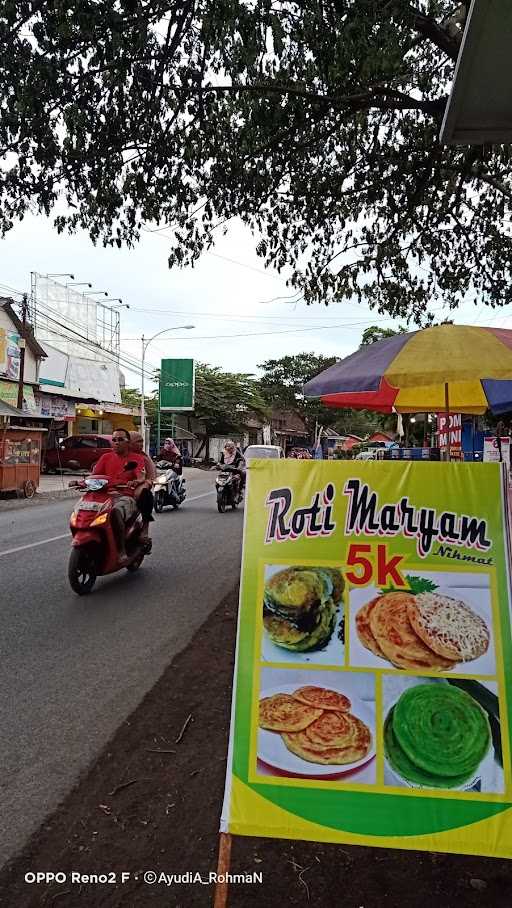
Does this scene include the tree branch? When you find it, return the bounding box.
[405,4,461,61]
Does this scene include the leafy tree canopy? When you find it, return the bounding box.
[2,3,511,319]
[360,325,405,346]
[258,352,338,429]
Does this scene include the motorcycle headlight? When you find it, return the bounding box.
[90,513,108,527]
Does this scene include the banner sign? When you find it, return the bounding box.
[0,328,21,380]
[221,461,512,858]
[484,436,511,468]
[437,413,462,450]
[160,359,195,412]
[34,392,75,421]
[0,381,37,413]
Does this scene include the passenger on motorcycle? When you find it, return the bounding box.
[92,428,146,564]
[130,431,156,539]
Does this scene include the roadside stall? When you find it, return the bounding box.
[304,324,512,460]
[0,400,45,498]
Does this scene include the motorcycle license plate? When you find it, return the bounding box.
[78,501,102,511]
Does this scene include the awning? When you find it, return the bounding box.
[0,399,26,418]
[441,0,512,144]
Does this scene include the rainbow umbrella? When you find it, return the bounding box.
[304,324,512,416]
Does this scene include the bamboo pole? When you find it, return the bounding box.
[213,833,232,908]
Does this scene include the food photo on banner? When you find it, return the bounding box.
[257,667,375,784]
[221,459,512,858]
[261,564,346,665]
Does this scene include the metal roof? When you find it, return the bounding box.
[0,399,26,418]
[441,0,512,144]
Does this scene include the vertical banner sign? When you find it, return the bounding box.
[221,461,512,858]
[0,328,21,379]
[437,413,462,450]
[160,359,195,411]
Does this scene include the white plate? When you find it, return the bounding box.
[258,684,376,778]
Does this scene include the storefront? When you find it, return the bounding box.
[74,401,138,434]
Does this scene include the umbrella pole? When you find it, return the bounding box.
[445,382,451,460]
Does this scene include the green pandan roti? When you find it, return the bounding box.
[384,708,473,788]
[386,684,491,788]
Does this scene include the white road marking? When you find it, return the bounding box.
[0,534,69,558]
[0,491,216,557]
[186,490,216,502]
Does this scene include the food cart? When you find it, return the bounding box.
[0,400,45,498]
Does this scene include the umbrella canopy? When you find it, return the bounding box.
[304,324,512,415]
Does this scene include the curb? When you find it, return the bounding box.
[0,489,79,511]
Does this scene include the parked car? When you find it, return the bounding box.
[43,434,113,472]
[244,444,285,462]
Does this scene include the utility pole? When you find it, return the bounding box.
[16,294,28,411]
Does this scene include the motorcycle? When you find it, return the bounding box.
[153,460,187,512]
[68,474,151,595]
[215,464,244,513]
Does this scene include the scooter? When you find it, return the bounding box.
[68,474,150,595]
[215,464,244,513]
[153,460,187,512]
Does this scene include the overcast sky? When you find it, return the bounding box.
[1,213,510,393]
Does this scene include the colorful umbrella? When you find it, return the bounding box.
[304,324,512,416]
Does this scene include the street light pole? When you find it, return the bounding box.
[139,325,195,446]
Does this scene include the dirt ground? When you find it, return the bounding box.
[1,587,511,908]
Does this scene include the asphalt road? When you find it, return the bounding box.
[0,471,243,866]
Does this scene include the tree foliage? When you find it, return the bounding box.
[258,352,338,430]
[360,325,405,346]
[2,3,512,319]
[194,363,269,434]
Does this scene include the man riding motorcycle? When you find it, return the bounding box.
[92,428,146,564]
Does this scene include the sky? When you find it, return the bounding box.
[1,213,511,394]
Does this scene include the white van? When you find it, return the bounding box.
[244,444,285,462]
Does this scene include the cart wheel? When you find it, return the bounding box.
[24,480,36,499]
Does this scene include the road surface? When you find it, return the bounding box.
[0,471,243,865]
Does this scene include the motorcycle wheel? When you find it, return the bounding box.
[231,493,238,510]
[154,490,165,513]
[68,548,97,595]
[126,552,144,572]
[217,490,227,513]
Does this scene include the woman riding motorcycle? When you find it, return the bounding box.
[219,440,246,491]
[157,437,182,475]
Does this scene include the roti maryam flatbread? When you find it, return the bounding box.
[408,593,490,662]
[282,712,372,765]
[356,596,386,659]
[259,693,322,732]
[293,686,351,712]
[369,592,457,671]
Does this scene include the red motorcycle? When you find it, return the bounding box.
[68,474,150,595]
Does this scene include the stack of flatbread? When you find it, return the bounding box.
[356,591,489,671]
[259,685,372,766]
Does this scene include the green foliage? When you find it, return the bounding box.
[360,325,406,346]
[194,363,269,434]
[3,3,511,318]
[258,352,338,431]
